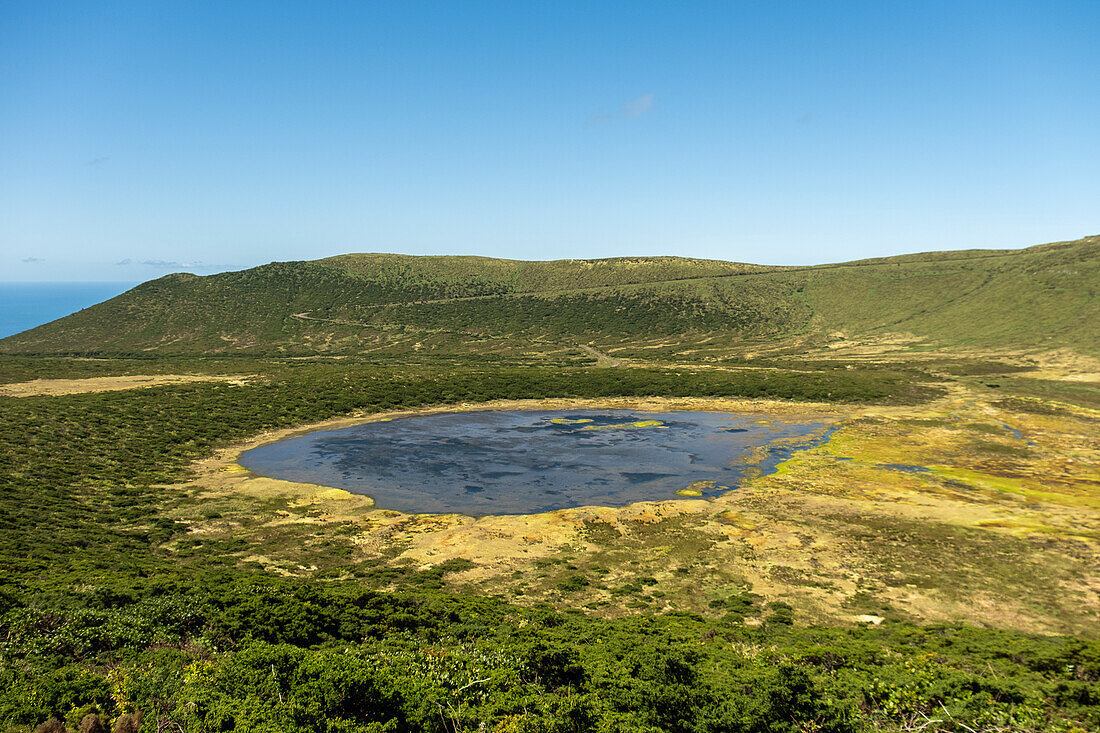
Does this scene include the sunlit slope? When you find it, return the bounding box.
[2,236,1096,355]
[799,236,1099,350]
[318,253,776,292]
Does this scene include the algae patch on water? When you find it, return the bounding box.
[580,419,667,431]
[677,480,719,497]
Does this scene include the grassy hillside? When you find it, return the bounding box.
[319,252,776,292]
[2,236,1096,356]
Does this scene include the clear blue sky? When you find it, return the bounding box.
[2,1,1097,281]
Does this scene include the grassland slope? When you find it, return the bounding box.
[1,236,1096,355]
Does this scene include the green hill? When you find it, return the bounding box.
[3,236,1097,356]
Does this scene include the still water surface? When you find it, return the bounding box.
[239,410,832,515]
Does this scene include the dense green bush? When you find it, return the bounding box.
[4,577,1096,731]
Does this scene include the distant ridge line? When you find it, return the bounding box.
[1,234,1096,357]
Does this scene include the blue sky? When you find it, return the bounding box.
[2,1,1098,281]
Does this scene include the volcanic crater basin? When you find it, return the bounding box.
[238,409,834,515]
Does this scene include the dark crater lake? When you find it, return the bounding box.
[238,410,833,515]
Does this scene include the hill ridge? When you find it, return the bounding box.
[2,235,1096,357]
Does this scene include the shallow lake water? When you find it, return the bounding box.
[239,410,833,515]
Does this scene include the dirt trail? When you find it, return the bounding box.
[579,344,620,366]
[293,312,368,327]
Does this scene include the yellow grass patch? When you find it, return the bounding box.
[0,373,254,397]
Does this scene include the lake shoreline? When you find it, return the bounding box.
[178,395,852,523]
[237,405,840,515]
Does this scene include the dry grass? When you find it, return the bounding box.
[0,373,254,397]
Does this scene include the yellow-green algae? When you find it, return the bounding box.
[580,420,667,431]
[677,479,717,497]
[930,466,1100,509]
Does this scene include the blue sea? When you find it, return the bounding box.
[0,282,139,339]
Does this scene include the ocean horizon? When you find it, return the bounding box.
[0,282,139,340]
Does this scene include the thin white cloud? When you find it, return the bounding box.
[623,93,655,118]
[21,257,44,263]
[590,93,656,124]
[115,258,220,271]
[139,259,203,268]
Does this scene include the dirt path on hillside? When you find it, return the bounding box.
[578,344,620,366]
[293,312,367,326]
